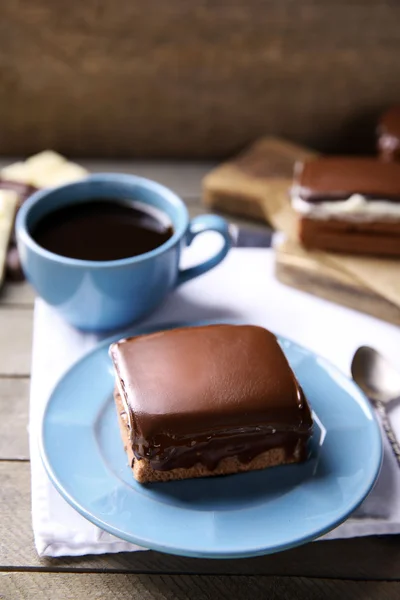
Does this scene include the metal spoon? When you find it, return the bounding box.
[351,346,400,466]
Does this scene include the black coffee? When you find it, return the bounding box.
[31,200,174,261]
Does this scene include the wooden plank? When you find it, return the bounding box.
[275,241,400,326]
[2,461,400,579]
[0,378,29,459]
[203,137,316,224]
[84,161,214,198]
[0,159,213,200]
[1,572,400,600]
[0,282,35,307]
[0,3,400,158]
[187,200,271,234]
[0,308,32,375]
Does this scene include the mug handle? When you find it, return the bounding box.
[176,214,232,286]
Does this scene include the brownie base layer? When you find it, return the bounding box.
[299,216,400,256]
[114,389,305,484]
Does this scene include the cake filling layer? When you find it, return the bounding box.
[292,193,400,222]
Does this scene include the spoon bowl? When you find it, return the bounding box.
[351,346,400,405]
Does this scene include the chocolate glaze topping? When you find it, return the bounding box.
[295,158,400,203]
[110,325,313,472]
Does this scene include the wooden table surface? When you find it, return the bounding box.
[1,161,400,599]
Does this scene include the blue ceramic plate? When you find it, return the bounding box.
[40,321,382,558]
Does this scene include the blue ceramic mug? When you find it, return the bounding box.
[16,173,232,331]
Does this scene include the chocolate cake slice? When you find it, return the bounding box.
[291,157,400,256]
[110,324,313,484]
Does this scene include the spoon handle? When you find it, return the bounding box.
[375,400,400,467]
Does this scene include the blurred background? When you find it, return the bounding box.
[1,1,400,159]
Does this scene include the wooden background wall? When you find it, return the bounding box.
[0,1,399,158]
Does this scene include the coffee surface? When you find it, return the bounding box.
[31,199,173,260]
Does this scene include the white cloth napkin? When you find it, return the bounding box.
[30,242,400,557]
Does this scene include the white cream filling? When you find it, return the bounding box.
[292,193,400,222]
